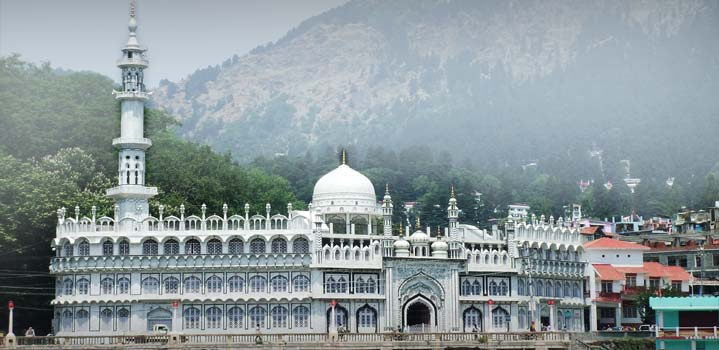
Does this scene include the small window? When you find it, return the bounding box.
[128,52,133,59]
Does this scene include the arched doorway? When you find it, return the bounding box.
[403,295,435,332]
[326,305,348,332]
[146,308,172,331]
[463,307,483,332]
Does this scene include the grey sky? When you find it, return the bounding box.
[0,0,346,86]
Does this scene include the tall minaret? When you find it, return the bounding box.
[447,186,462,259]
[381,184,394,257]
[106,0,157,221]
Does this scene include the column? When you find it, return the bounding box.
[615,305,622,327]
[590,304,598,331]
[549,304,556,330]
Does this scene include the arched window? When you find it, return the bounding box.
[142,276,159,294]
[228,275,244,293]
[564,282,571,297]
[62,310,73,331]
[249,306,266,328]
[164,277,179,294]
[228,238,244,254]
[271,275,288,293]
[118,277,130,294]
[184,276,201,293]
[518,279,525,296]
[545,281,553,297]
[271,238,287,253]
[76,309,89,331]
[271,306,288,328]
[357,305,377,329]
[206,307,222,329]
[536,281,544,297]
[206,275,223,293]
[489,280,498,296]
[491,307,510,330]
[78,240,90,256]
[118,239,130,256]
[250,238,266,254]
[574,282,581,298]
[102,240,114,256]
[101,277,114,294]
[473,280,482,295]
[227,306,244,329]
[164,239,179,255]
[184,239,200,255]
[499,281,508,296]
[207,239,222,254]
[63,242,73,257]
[143,239,158,255]
[292,238,309,253]
[183,307,201,329]
[462,280,472,295]
[117,308,130,331]
[63,278,74,295]
[518,308,527,330]
[77,278,90,295]
[356,277,366,293]
[293,305,310,328]
[464,307,482,332]
[326,277,337,293]
[100,308,113,330]
[250,275,267,293]
[293,275,310,292]
[367,277,377,293]
[337,276,348,293]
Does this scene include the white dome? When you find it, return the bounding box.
[312,164,376,202]
[431,240,448,251]
[393,238,410,249]
[409,230,429,243]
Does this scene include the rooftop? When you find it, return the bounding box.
[583,237,650,250]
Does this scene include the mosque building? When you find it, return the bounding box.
[49,2,588,335]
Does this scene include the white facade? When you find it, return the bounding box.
[49,5,589,336]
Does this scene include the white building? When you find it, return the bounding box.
[49,3,589,336]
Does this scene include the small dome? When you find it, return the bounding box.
[393,238,410,249]
[312,164,376,202]
[409,230,429,243]
[431,240,448,251]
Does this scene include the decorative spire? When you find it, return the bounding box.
[341,149,347,165]
[128,0,138,33]
[437,226,442,238]
[130,0,136,18]
[415,216,421,231]
[385,183,390,195]
[450,185,456,199]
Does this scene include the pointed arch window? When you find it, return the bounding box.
[293,275,310,292]
[249,275,267,293]
[143,239,158,255]
[183,307,201,329]
[367,277,377,294]
[227,306,244,329]
[228,275,244,293]
[117,308,130,331]
[271,238,287,253]
[337,276,348,293]
[78,240,90,256]
[356,277,366,293]
[462,280,472,296]
[164,239,179,255]
[489,280,498,296]
[249,306,266,328]
[206,275,223,293]
[270,275,288,293]
[326,277,337,293]
[491,307,510,329]
[463,307,482,332]
[250,238,266,254]
[142,276,159,294]
[101,277,114,295]
[184,239,200,255]
[271,306,288,328]
[62,310,73,331]
[472,280,482,295]
[545,281,553,297]
[184,276,201,294]
[102,240,114,256]
[207,239,222,255]
[63,278,74,295]
[75,309,90,331]
[573,282,581,298]
[555,282,562,297]
[518,279,526,296]
[77,278,90,295]
[63,242,73,257]
[564,281,571,297]
[292,238,309,253]
[118,239,130,256]
[357,305,377,329]
[206,306,222,329]
[100,308,113,330]
[499,281,508,296]
[292,305,310,328]
[164,277,179,294]
[118,277,130,294]
[536,280,544,297]
[228,238,244,254]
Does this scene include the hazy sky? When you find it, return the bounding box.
[0,0,346,86]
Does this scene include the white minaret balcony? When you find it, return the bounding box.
[106,184,158,199]
[113,90,150,101]
[117,56,149,68]
[112,137,152,150]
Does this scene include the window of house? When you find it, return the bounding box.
[625,274,637,288]
[462,280,472,296]
[228,275,244,293]
[293,306,310,328]
[271,306,288,328]
[184,239,200,255]
[713,253,719,267]
[492,307,510,329]
[183,307,201,329]
[77,278,90,295]
[293,238,309,253]
[671,280,682,290]
[600,308,614,318]
[207,239,222,255]
[250,275,267,293]
[206,276,223,293]
[117,277,130,294]
[164,277,179,294]
[271,239,288,254]
[143,240,158,255]
[101,277,114,294]
[249,306,266,328]
[270,276,288,293]
[78,241,90,256]
[102,240,114,256]
[228,239,243,254]
[622,305,638,319]
[142,276,159,294]
[649,278,661,290]
[118,240,130,256]
[184,276,201,293]
[227,307,243,329]
[293,275,310,293]
[601,281,613,293]
[164,239,179,255]
[206,307,222,329]
[250,239,266,254]
[358,306,376,328]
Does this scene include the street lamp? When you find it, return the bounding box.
[698,241,705,296]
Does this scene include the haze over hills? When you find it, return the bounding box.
[153,0,719,185]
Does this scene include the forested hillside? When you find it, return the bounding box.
[0,56,301,333]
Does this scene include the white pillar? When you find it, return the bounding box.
[549,304,556,330]
[8,307,14,336]
[590,303,598,331]
[615,305,622,327]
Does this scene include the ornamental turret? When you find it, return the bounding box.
[106,0,157,221]
[382,184,393,236]
[447,186,459,240]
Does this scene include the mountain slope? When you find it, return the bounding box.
[153,0,719,182]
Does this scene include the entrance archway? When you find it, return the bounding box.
[403,295,436,332]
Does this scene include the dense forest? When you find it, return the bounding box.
[0,56,300,334]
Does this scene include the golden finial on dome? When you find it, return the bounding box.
[385,183,390,195]
[437,226,442,238]
[130,0,136,18]
[450,185,456,199]
[415,216,421,231]
[399,222,403,236]
[341,148,347,165]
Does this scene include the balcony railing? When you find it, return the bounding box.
[522,259,586,276]
[656,326,719,339]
